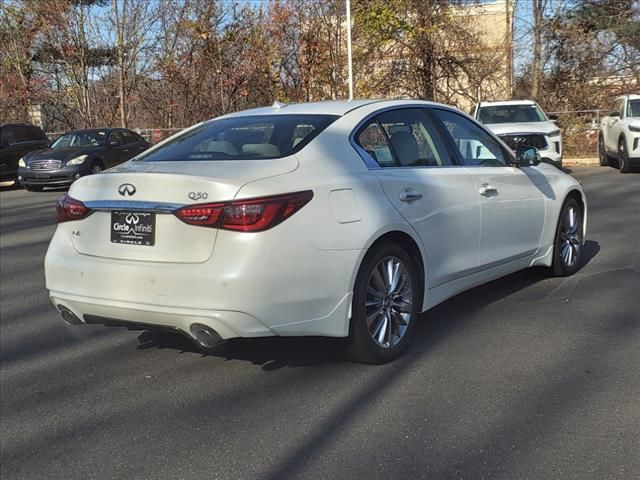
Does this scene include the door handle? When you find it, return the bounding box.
[479,184,498,196]
[399,189,423,202]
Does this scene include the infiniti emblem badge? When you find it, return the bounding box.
[118,183,136,196]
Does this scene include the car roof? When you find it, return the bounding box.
[620,94,640,100]
[219,99,385,118]
[478,100,537,107]
[62,128,114,134]
[214,99,449,120]
[1,123,42,128]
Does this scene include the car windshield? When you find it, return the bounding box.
[138,114,338,161]
[627,100,640,117]
[478,105,547,124]
[51,131,107,148]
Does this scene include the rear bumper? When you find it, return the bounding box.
[50,291,274,340]
[45,217,360,339]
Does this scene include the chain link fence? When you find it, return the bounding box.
[547,110,601,158]
[45,113,602,158]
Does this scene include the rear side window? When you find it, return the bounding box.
[139,114,338,161]
[355,108,451,167]
[29,126,48,141]
[12,125,37,143]
[356,121,395,166]
[109,131,125,145]
[376,109,450,166]
[122,130,142,145]
[1,127,15,145]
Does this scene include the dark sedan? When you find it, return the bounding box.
[1,123,50,184]
[18,128,150,191]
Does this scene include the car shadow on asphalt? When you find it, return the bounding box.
[135,240,601,370]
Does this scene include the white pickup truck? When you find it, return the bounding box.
[599,94,640,173]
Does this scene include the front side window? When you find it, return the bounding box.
[139,114,338,162]
[51,131,107,148]
[628,100,640,118]
[432,109,508,167]
[478,104,547,124]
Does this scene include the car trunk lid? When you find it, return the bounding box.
[66,158,297,263]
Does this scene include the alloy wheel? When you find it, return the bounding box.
[559,205,581,267]
[598,136,607,166]
[619,140,627,172]
[365,256,413,349]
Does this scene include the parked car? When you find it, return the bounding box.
[18,128,150,191]
[598,94,640,173]
[46,100,587,363]
[472,100,563,168]
[0,123,50,185]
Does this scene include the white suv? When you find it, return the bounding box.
[472,100,563,167]
[599,94,640,173]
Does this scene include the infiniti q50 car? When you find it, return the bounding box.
[45,100,587,363]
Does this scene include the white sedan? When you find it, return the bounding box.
[46,100,587,363]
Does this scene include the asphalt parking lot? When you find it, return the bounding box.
[1,166,639,480]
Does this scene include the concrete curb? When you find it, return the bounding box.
[564,157,598,166]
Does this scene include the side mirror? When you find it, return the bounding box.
[109,140,121,148]
[548,114,559,121]
[515,145,540,167]
[610,111,620,118]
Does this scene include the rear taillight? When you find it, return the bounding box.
[56,195,92,223]
[174,190,313,232]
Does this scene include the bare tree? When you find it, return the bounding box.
[109,0,161,127]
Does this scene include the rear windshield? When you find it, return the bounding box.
[138,114,338,161]
[478,105,547,124]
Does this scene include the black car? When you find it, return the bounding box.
[0,123,50,184]
[18,128,150,191]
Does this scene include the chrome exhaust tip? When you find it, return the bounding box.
[57,306,82,326]
[189,323,223,349]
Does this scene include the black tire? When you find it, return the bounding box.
[598,134,609,166]
[91,162,103,174]
[551,197,584,277]
[24,185,44,192]
[346,242,420,364]
[618,137,631,173]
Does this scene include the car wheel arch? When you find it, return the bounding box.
[350,229,427,313]
[563,188,587,236]
[618,134,628,152]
